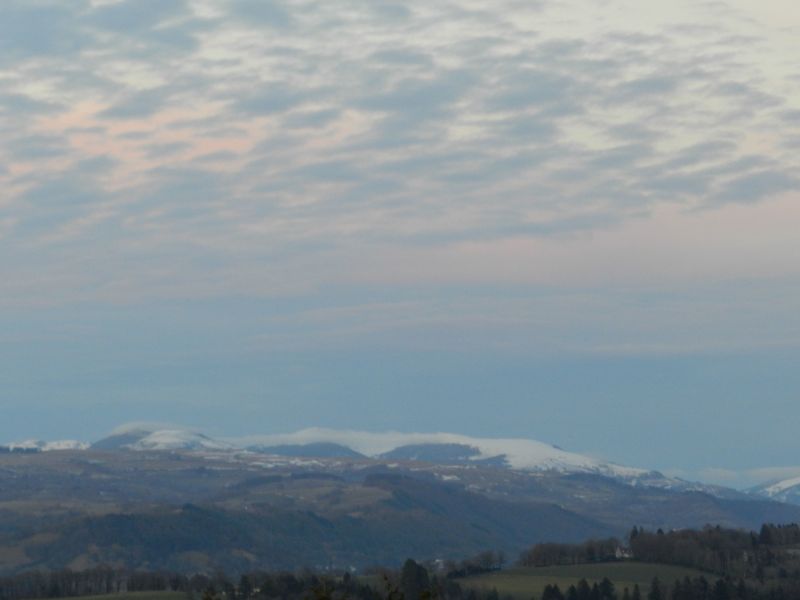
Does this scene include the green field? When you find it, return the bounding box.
[462,562,714,600]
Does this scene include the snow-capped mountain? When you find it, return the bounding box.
[246,442,366,459]
[4,439,89,452]
[57,423,714,488]
[4,423,747,498]
[87,423,655,480]
[235,429,743,496]
[92,423,234,452]
[235,428,653,480]
[750,476,800,505]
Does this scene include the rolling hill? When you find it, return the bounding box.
[1,424,799,575]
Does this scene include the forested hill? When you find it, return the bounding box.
[2,449,800,575]
[6,523,800,600]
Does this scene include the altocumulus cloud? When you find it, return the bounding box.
[0,0,797,355]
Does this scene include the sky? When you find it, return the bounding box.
[1,0,799,489]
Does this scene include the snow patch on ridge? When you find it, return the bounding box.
[233,428,651,479]
[761,476,800,497]
[8,440,89,452]
[127,429,234,451]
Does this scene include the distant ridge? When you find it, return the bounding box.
[751,475,800,505]
[379,443,509,466]
[246,442,365,459]
[2,440,88,452]
[5,422,788,501]
[92,423,233,452]
[3,423,800,574]
[11,423,687,488]
[235,427,654,481]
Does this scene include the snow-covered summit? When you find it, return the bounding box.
[5,439,89,452]
[92,423,652,479]
[750,475,800,505]
[765,477,800,496]
[235,428,652,480]
[92,423,233,452]
[5,423,731,494]
[131,429,234,451]
[3,421,655,481]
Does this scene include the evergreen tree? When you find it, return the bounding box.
[648,579,662,600]
[400,559,431,600]
[237,575,252,600]
[599,578,616,600]
[711,580,730,600]
[692,577,709,600]
[670,579,683,600]
[735,579,747,600]
[543,584,566,600]
[567,584,579,600]
[577,579,592,600]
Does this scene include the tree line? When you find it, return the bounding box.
[5,523,800,600]
[518,538,624,568]
[538,575,800,600]
[0,567,188,600]
[514,524,800,580]
[0,561,502,600]
[627,525,800,579]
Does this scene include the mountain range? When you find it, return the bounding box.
[1,423,799,575]
[6,423,798,502]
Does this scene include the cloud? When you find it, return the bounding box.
[0,93,63,116]
[0,0,797,326]
[357,70,476,117]
[283,108,341,129]
[98,88,174,119]
[369,2,413,21]
[8,134,71,160]
[230,0,293,29]
[697,467,742,485]
[712,170,798,205]
[747,467,800,485]
[368,48,434,67]
[486,70,577,112]
[233,86,318,115]
[21,178,102,208]
[611,75,681,102]
[1,0,799,475]
[0,1,89,62]
[88,0,189,33]
[144,142,192,159]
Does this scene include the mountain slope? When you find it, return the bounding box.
[13,482,616,574]
[750,476,800,505]
[92,424,233,452]
[246,442,366,459]
[1,448,800,575]
[17,423,773,499]
[236,428,653,480]
[1,440,88,452]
